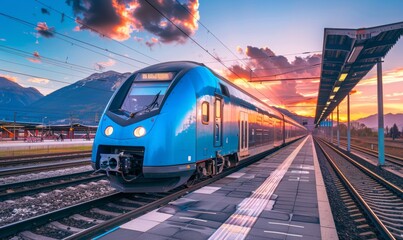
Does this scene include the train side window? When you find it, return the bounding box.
[202,101,209,124]
[219,83,230,97]
[215,99,221,118]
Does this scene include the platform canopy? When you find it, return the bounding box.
[315,22,403,126]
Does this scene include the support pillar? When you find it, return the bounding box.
[337,105,340,147]
[331,112,334,144]
[347,93,351,152]
[377,59,385,166]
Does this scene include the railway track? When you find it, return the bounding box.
[0,139,287,240]
[0,159,90,177]
[315,137,403,240]
[0,151,91,167]
[0,170,105,200]
[338,142,403,167]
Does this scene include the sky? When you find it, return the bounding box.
[0,0,402,122]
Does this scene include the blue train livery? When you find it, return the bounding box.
[92,61,307,192]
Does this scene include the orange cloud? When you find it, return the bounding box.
[28,77,49,84]
[225,45,321,110]
[68,0,199,43]
[35,22,55,38]
[360,67,403,86]
[27,51,42,64]
[95,58,116,70]
[0,74,18,82]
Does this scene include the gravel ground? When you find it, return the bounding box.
[0,165,93,185]
[0,180,115,227]
[314,142,364,239]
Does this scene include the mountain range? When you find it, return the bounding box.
[353,113,403,131]
[0,71,130,124]
[0,77,43,109]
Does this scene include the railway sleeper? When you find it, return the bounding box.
[20,231,57,240]
[71,214,104,223]
[91,208,121,217]
[49,221,83,233]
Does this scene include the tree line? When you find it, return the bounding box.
[335,123,401,140]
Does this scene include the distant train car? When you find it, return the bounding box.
[92,61,307,192]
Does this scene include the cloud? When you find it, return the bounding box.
[145,37,159,48]
[35,22,55,38]
[27,51,42,63]
[236,46,243,55]
[225,45,321,107]
[360,67,403,86]
[95,58,116,70]
[28,77,50,84]
[133,36,143,42]
[66,0,199,43]
[0,74,18,82]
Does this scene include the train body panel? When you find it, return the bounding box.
[92,61,307,192]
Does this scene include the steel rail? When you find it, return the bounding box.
[322,139,402,195]
[0,150,91,161]
[315,138,398,240]
[0,159,90,177]
[0,192,123,239]
[0,172,105,200]
[0,152,91,167]
[339,142,403,167]
[65,143,285,240]
[0,137,304,240]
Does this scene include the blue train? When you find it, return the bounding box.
[92,61,307,192]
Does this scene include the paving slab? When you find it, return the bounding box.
[95,136,338,240]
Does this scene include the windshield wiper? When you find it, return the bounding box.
[116,91,162,119]
[117,108,136,118]
[144,91,161,112]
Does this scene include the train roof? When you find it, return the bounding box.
[134,61,203,73]
[134,61,305,129]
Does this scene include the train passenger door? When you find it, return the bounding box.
[239,112,249,156]
[214,97,222,147]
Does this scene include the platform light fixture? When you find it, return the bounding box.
[338,73,348,82]
[329,94,335,100]
[347,46,364,63]
[333,86,340,93]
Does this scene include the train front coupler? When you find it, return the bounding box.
[99,152,141,181]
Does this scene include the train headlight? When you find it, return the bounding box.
[134,126,146,137]
[104,126,114,136]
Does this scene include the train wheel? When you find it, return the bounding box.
[185,174,198,188]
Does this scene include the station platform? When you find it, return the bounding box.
[0,139,93,151]
[95,135,338,240]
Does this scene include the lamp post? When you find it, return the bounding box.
[42,116,47,138]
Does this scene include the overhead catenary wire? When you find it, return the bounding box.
[35,0,160,63]
[0,45,101,74]
[203,50,322,65]
[252,63,321,79]
[146,0,282,105]
[0,68,114,93]
[56,36,141,70]
[251,76,320,82]
[0,106,101,117]
[175,0,284,105]
[0,58,87,79]
[0,12,152,66]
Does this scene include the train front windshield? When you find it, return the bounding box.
[121,82,169,115]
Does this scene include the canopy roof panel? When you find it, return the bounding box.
[315,22,403,125]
